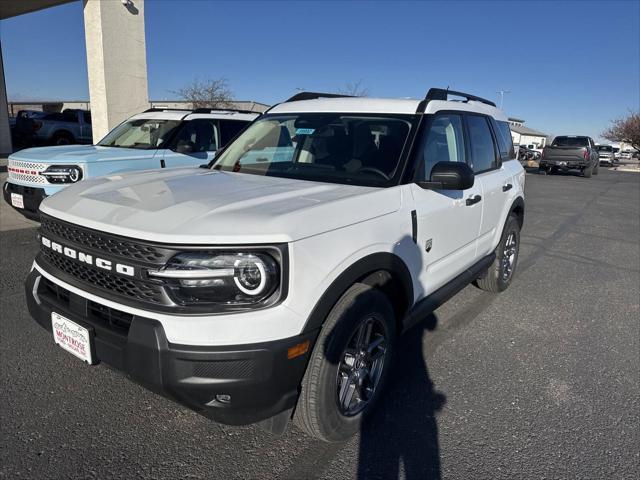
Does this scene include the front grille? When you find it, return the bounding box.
[40,216,168,263]
[41,248,164,304]
[8,159,49,185]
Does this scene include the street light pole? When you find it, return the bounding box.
[497,89,511,109]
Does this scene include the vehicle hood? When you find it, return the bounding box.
[9,145,154,164]
[40,168,402,244]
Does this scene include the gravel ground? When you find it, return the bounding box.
[1,168,638,479]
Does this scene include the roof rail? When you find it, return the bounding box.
[142,107,260,115]
[425,88,496,107]
[284,91,353,103]
[142,107,193,113]
[192,107,260,115]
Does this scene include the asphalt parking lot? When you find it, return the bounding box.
[1,167,638,479]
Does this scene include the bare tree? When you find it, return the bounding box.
[339,80,370,97]
[602,111,640,151]
[173,78,234,109]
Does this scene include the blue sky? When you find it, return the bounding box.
[1,0,639,141]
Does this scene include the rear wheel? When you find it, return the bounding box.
[476,214,521,293]
[294,283,396,442]
[53,132,74,146]
[583,164,593,178]
[593,163,599,175]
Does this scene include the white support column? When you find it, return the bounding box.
[0,42,13,155]
[83,0,149,143]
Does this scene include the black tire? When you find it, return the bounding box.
[53,132,74,145]
[476,214,521,293]
[583,164,593,178]
[593,163,599,175]
[549,166,558,175]
[294,283,396,442]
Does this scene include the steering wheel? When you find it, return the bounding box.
[359,167,390,181]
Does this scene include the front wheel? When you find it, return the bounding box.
[476,214,521,293]
[294,283,396,442]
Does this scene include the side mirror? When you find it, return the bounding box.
[175,142,194,154]
[417,161,474,190]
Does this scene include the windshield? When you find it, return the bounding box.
[597,146,613,152]
[213,113,414,187]
[552,136,589,147]
[98,119,181,149]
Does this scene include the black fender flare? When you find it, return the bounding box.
[301,252,414,334]
[509,196,525,229]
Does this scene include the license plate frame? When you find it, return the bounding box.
[51,312,94,364]
[10,193,24,209]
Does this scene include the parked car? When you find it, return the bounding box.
[517,145,540,161]
[24,88,525,442]
[3,108,259,220]
[619,151,633,161]
[539,135,599,177]
[597,145,616,166]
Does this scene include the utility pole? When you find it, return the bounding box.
[497,89,511,109]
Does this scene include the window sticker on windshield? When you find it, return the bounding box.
[295,128,315,135]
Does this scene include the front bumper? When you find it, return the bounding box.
[3,181,46,220]
[25,267,317,426]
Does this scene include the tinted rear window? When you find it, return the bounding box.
[495,121,515,160]
[552,136,589,147]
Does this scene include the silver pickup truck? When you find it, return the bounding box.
[539,135,599,178]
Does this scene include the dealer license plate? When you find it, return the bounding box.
[51,312,94,364]
[10,193,24,209]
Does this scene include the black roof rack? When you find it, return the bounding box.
[284,91,353,103]
[142,107,260,115]
[192,107,261,115]
[425,88,496,107]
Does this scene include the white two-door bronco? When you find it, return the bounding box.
[25,89,525,442]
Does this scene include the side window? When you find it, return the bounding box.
[83,111,92,125]
[173,119,219,153]
[419,114,465,180]
[467,115,498,173]
[220,120,248,146]
[495,120,515,160]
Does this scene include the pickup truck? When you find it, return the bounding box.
[539,136,599,177]
[14,109,94,147]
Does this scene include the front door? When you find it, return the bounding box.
[160,118,219,168]
[410,113,483,297]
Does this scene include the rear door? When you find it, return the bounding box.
[160,118,220,168]
[410,113,483,294]
[466,115,512,257]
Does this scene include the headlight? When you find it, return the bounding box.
[41,165,83,183]
[149,251,281,307]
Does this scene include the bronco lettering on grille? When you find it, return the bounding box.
[41,236,135,277]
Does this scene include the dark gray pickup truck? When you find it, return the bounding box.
[540,136,599,178]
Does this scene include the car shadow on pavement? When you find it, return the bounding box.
[357,313,446,480]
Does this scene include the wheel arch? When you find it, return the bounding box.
[52,129,75,141]
[301,252,414,335]
[510,196,525,229]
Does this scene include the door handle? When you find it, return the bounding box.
[502,183,513,192]
[466,195,482,206]
[160,159,166,168]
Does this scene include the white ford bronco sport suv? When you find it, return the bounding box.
[25,89,525,442]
